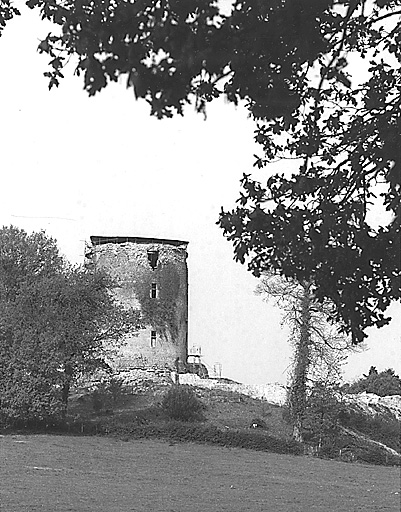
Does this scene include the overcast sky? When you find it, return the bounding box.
[1,6,400,385]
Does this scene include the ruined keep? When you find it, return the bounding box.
[86,236,189,371]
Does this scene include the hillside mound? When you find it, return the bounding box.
[65,371,401,466]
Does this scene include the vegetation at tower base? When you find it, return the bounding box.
[0,226,140,428]
[161,385,205,421]
[0,0,397,345]
[291,383,342,457]
[29,371,397,466]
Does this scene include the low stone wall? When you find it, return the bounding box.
[177,376,401,416]
[76,369,401,420]
[115,368,173,395]
[177,373,288,406]
[74,368,173,397]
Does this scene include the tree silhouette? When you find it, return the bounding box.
[0,0,399,343]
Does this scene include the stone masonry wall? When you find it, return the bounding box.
[89,238,188,370]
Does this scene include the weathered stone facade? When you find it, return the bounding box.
[87,236,188,370]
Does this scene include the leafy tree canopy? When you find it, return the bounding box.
[1,0,400,342]
[0,226,140,426]
[0,225,64,299]
[343,366,401,396]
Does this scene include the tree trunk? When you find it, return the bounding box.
[61,363,73,422]
[288,283,312,443]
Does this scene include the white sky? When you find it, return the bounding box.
[1,6,399,385]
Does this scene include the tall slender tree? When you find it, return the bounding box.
[256,274,359,441]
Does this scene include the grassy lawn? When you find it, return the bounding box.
[1,434,400,512]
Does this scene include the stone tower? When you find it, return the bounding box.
[87,236,188,370]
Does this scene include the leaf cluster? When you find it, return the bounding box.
[301,383,343,453]
[339,405,401,453]
[161,384,204,421]
[0,1,399,342]
[0,0,20,36]
[343,366,401,396]
[90,377,126,412]
[0,226,140,427]
[217,1,401,343]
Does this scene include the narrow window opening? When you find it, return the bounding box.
[147,250,159,270]
[150,331,157,348]
[150,283,157,299]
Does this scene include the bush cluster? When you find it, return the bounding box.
[96,418,303,455]
[301,384,342,451]
[339,408,400,453]
[342,367,401,396]
[0,226,139,429]
[90,378,126,413]
[282,382,401,465]
[160,385,204,421]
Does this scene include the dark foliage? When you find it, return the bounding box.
[0,1,399,342]
[301,384,342,452]
[343,367,401,396]
[107,377,126,403]
[282,383,400,464]
[84,415,303,455]
[216,2,401,343]
[339,408,400,453]
[90,378,127,413]
[161,385,204,421]
[0,226,140,427]
[348,440,400,466]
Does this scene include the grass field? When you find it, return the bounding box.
[1,434,400,512]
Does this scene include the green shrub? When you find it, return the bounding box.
[90,387,106,413]
[89,378,127,414]
[106,377,126,403]
[352,442,400,466]
[339,408,400,453]
[301,384,342,452]
[96,417,303,455]
[343,367,401,396]
[161,385,204,421]
[0,373,65,429]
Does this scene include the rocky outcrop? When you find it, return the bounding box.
[177,374,288,405]
[343,392,401,421]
